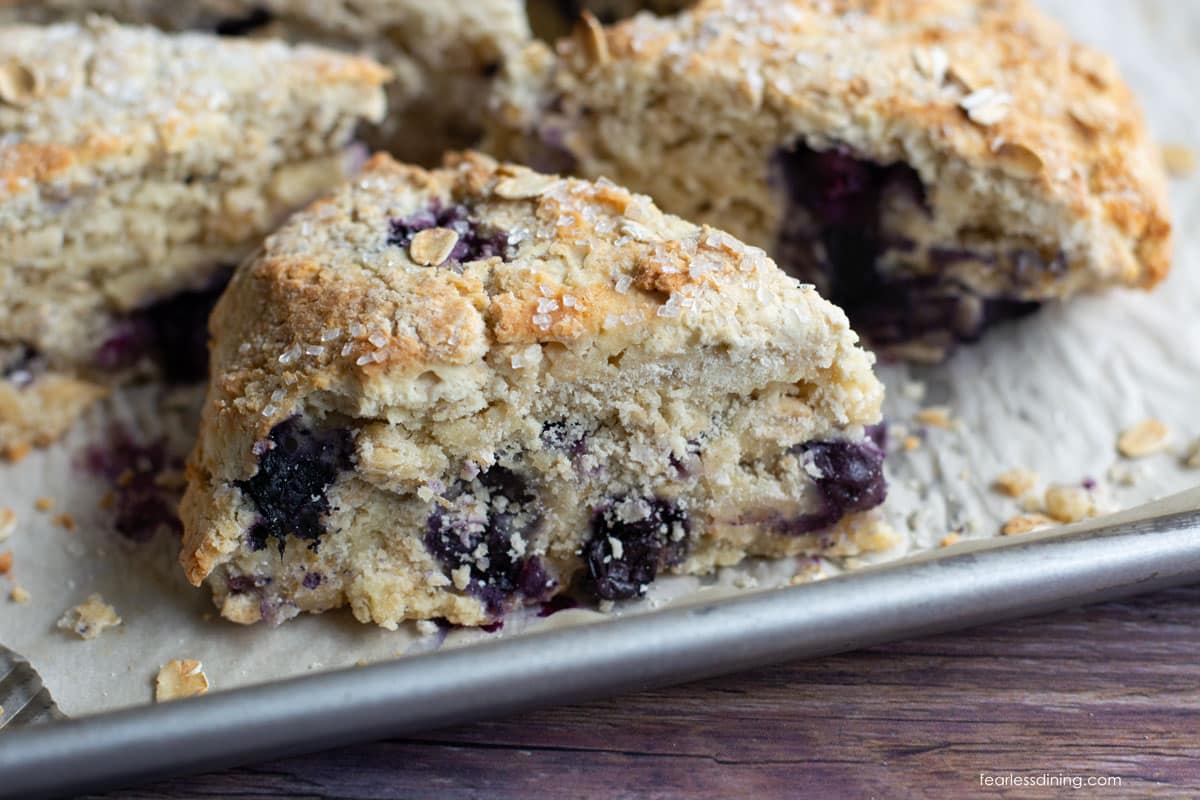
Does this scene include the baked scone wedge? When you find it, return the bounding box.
[0,19,389,458]
[0,1,532,166]
[486,0,1172,360]
[180,152,892,629]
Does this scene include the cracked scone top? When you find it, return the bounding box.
[180,152,892,629]
[486,0,1172,360]
[0,19,388,458]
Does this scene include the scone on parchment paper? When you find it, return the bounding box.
[487,0,1172,361]
[0,18,389,459]
[0,0,532,165]
[180,152,893,629]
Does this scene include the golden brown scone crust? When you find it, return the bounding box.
[180,152,892,628]
[0,18,389,453]
[488,0,1171,298]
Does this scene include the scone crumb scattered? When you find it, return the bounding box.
[1001,514,1056,536]
[0,507,15,541]
[915,406,955,429]
[939,533,962,548]
[415,619,440,636]
[52,513,77,532]
[10,585,30,603]
[57,594,122,639]
[790,560,826,585]
[155,660,209,702]
[992,468,1040,497]
[1107,462,1145,486]
[34,497,54,512]
[1162,143,1196,177]
[900,381,927,402]
[1044,485,1093,523]
[902,435,922,452]
[0,550,11,574]
[1117,419,1170,458]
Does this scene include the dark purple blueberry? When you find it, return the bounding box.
[772,142,1041,351]
[480,620,504,633]
[1082,477,1098,491]
[537,593,579,617]
[583,498,690,601]
[236,417,354,553]
[92,268,232,381]
[80,431,184,542]
[424,467,547,614]
[138,270,233,382]
[214,7,273,36]
[302,572,323,590]
[3,344,44,389]
[227,574,271,594]
[388,203,511,266]
[93,318,157,371]
[781,435,887,534]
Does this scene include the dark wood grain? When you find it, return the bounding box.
[92,586,1200,799]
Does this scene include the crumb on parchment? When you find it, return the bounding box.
[915,405,955,429]
[0,507,15,541]
[1001,514,1056,536]
[52,512,76,532]
[1044,483,1094,523]
[34,497,53,512]
[992,468,1039,497]
[1162,143,1196,177]
[939,533,962,547]
[57,594,122,639]
[155,659,209,702]
[1117,419,1170,458]
[0,550,11,574]
[10,585,29,603]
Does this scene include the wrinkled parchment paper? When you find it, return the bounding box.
[2,0,1199,718]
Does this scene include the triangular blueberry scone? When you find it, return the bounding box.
[0,1,532,166]
[180,152,893,628]
[0,19,389,458]
[487,0,1172,360]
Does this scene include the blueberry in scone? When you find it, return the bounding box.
[486,0,1172,360]
[0,18,389,459]
[179,151,893,628]
[0,0,532,166]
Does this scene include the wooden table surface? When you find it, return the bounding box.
[89,584,1200,799]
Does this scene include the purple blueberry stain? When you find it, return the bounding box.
[583,497,690,601]
[781,434,888,534]
[302,572,323,590]
[423,466,548,615]
[81,430,185,542]
[538,593,579,617]
[92,268,232,381]
[771,142,1041,350]
[388,203,511,266]
[236,417,354,553]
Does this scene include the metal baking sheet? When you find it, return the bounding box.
[3,488,1200,798]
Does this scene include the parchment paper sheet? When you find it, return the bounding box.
[2,0,1199,718]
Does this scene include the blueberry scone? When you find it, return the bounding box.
[0,19,389,458]
[487,0,1172,360]
[179,152,892,628]
[0,1,532,166]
